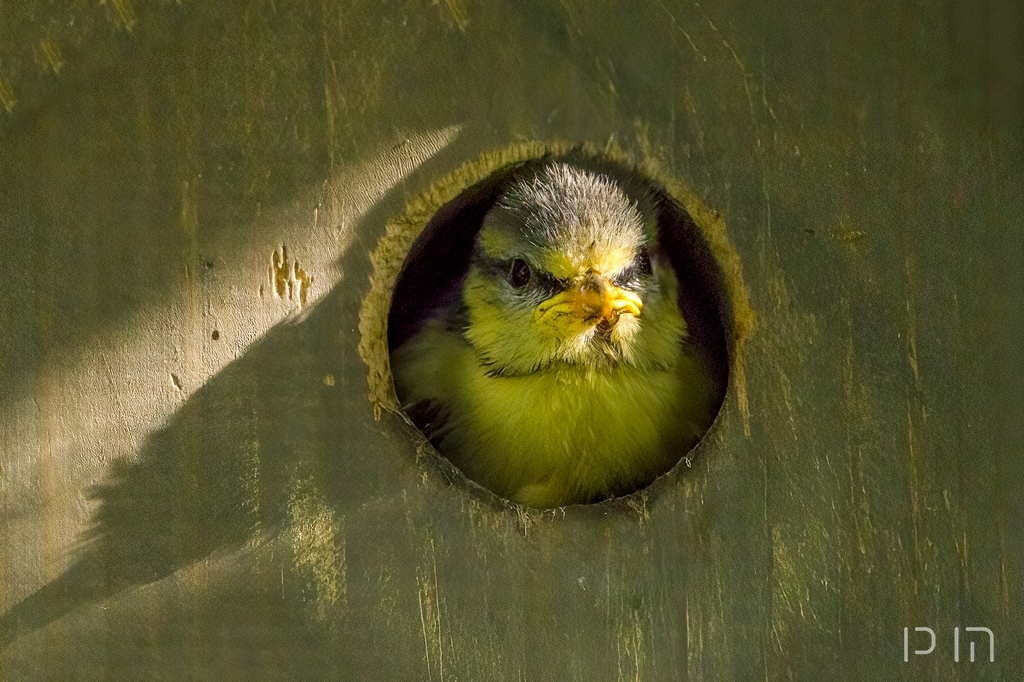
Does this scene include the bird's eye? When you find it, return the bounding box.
[636,248,653,277]
[509,259,531,288]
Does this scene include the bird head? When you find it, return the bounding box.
[462,162,687,376]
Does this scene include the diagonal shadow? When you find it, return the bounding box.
[0,134,468,654]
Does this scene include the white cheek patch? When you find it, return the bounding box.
[610,314,641,362]
[555,328,595,361]
[544,310,643,366]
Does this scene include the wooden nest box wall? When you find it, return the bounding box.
[0,1,1021,680]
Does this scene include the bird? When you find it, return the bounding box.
[390,160,717,509]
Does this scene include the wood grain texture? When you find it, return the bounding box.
[1,1,1021,680]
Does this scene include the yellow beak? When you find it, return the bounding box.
[534,274,643,327]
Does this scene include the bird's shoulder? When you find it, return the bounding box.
[390,312,473,441]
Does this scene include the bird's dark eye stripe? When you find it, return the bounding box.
[475,255,514,279]
[476,255,567,293]
[614,249,653,287]
[637,247,653,276]
[532,270,565,296]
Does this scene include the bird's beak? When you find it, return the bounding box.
[534,274,643,327]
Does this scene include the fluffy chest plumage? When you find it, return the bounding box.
[391,323,707,508]
[451,361,688,501]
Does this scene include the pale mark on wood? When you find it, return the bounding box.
[269,245,313,308]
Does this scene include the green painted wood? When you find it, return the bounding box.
[1,1,1021,680]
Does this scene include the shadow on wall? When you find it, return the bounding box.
[0,142,464,672]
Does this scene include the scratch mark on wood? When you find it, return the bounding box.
[180,179,199,241]
[733,352,751,437]
[625,491,650,523]
[615,608,645,682]
[761,163,774,242]
[417,538,447,682]
[684,592,700,676]
[697,4,780,125]
[37,38,64,75]
[100,0,138,31]
[0,80,15,113]
[681,28,707,62]
[418,588,432,682]
[1000,554,1009,620]
[841,323,872,559]
[776,369,796,439]
[831,229,866,243]
[692,1,778,125]
[432,540,445,682]
[436,0,470,31]
[714,572,731,665]
[906,402,922,597]
[904,256,922,392]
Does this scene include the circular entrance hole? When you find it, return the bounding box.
[383,147,740,509]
